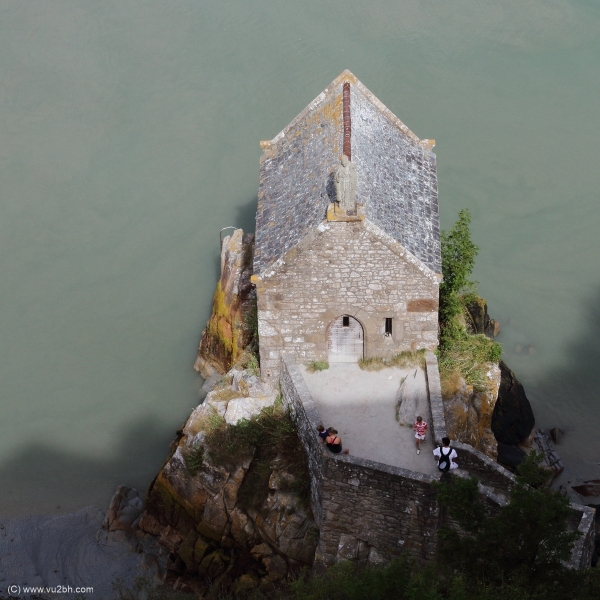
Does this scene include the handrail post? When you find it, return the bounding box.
[219,226,239,250]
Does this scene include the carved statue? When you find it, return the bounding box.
[334,155,357,213]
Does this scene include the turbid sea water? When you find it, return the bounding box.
[1,0,599,517]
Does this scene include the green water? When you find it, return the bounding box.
[1,0,599,516]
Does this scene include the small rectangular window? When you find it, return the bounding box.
[385,318,393,336]
[342,315,350,327]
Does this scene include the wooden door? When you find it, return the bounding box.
[328,315,364,363]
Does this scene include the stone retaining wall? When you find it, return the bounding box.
[280,356,595,569]
[279,358,324,526]
[281,358,441,566]
[425,351,446,445]
[568,505,596,569]
[318,454,439,566]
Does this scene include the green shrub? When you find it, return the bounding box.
[438,210,502,392]
[306,360,329,372]
[183,442,205,475]
[439,209,479,345]
[245,353,260,376]
[433,452,581,591]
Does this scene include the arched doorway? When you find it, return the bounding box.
[327,315,364,363]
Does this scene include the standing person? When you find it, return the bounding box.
[326,429,349,455]
[413,416,428,455]
[433,437,458,471]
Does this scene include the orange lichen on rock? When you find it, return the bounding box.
[194,229,256,377]
[442,363,501,459]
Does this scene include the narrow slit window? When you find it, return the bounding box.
[342,315,350,327]
[385,318,393,336]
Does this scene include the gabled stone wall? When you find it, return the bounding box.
[255,220,439,381]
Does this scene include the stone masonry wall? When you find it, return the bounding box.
[280,358,324,526]
[280,357,595,570]
[256,220,439,381]
[280,358,440,567]
[318,455,439,567]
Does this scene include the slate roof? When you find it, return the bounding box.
[254,71,441,275]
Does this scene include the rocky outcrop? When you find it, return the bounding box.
[442,363,501,459]
[491,361,535,447]
[194,229,256,378]
[126,368,318,595]
[464,296,500,338]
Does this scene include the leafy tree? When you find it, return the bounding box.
[439,209,479,347]
[434,453,581,593]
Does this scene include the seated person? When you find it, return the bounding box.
[325,429,349,455]
[317,425,333,441]
[433,437,458,471]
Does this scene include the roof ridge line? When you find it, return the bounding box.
[263,71,432,151]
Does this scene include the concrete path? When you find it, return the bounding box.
[299,363,439,476]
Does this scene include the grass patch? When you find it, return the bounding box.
[209,387,244,402]
[438,334,501,393]
[358,349,426,371]
[306,360,329,373]
[214,374,233,389]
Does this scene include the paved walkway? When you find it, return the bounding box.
[299,363,439,476]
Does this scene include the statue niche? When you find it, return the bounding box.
[334,155,357,214]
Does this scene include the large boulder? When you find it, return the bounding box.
[496,442,526,470]
[443,364,501,459]
[464,296,500,338]
[491,361,535,446]
[102,485,144,533]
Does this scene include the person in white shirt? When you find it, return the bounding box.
[433,437,458,471]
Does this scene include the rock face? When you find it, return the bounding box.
[491,361,535,446]
[443,363,501,459]
[464,296,500,338]
[194,229,256,378]
[132,368,318,595]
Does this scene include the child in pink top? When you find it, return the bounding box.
[413,416,428,455]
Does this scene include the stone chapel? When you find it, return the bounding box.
[251,71,442,381]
